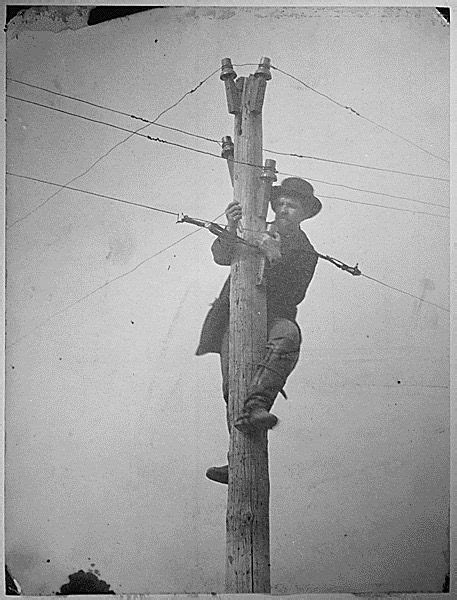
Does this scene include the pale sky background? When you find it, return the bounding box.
[4,5,451,596]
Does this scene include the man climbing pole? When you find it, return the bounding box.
[196,176,322,484]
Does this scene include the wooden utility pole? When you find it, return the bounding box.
[221,57,274,593]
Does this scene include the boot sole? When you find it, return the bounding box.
[206,468,228,484]
[234,413,278,433]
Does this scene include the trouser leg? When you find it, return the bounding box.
[243,317,301,413]
[221,318,301,432]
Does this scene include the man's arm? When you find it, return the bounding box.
[291,251,319,305]
[211,201,242,266]
[211,235,236,265]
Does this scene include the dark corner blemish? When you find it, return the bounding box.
[11,365,15,369]
[5,6,28,26]
[130,320,134,324]
[87,6,156,26]
[397,380,401,384]
[437,8,450,23]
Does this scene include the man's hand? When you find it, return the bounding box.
[225,201,242,232]
[257,231,281,264]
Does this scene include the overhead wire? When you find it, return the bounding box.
[5,62,450,349]
[276,169,449,215]
[316,194,448,219]
[7,206,449,349]
[359,273,449,312]
[6,172,181,217]
[263,147,449,183]
[10,169,447,222]
[271,64,449,164]
[7,95,449,219]
[237,226,449,311]
[6,210,226,349]
[8,77,449,184]
[6,66,221,229]
[7,95,225,161]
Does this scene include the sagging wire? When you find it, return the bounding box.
[6,211,226,349]
[8,77,448,184]
[7,95,449,219]
[264,147,449,184]
[270,64,449,164]
[178,215,449,312]
[6,66,221,229]
[7,172,180,218]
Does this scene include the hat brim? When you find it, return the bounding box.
[270,188,322,220]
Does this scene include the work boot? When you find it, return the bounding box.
[234,407,278,433]
[206,465,228,484]
[234,329,299,434]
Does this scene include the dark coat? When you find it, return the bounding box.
[196,228,318,355]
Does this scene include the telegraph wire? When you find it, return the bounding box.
[308,383,449,389]
[6,211,226,350]
[7,95,223,160]
[317,194,448,219]
[7,77,219,143]
[8,77,449,183]
[6,65,449,343]
[6,172,181,217]
[235,228,449,310]
[264,147,449,183]
[148,66,221,122]
[12,166,444,222]
[13,170,443,228]
[359,273,449,312]
[7,67,220,229]
[271,64,449,164]
[7,119,154,229]
[7,96,449,219]
[276,169,449,214]
[7,208,449,349]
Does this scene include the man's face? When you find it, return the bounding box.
[273,195,306,231]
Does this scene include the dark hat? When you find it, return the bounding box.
[271,177,322,220]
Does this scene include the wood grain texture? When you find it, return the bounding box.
[225,74,271,594]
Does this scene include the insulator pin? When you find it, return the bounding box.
[254,57,272,80]
[221,136,234,159]
[260,158,277,181]
[220,58,237,81]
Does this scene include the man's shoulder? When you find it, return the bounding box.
[296,229,317,254]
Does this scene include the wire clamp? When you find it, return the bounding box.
[318,253,361,276]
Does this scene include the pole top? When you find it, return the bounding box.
[221,58,237,81]
[255,57,272,80]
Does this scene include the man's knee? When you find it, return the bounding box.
[268,318,301,351]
